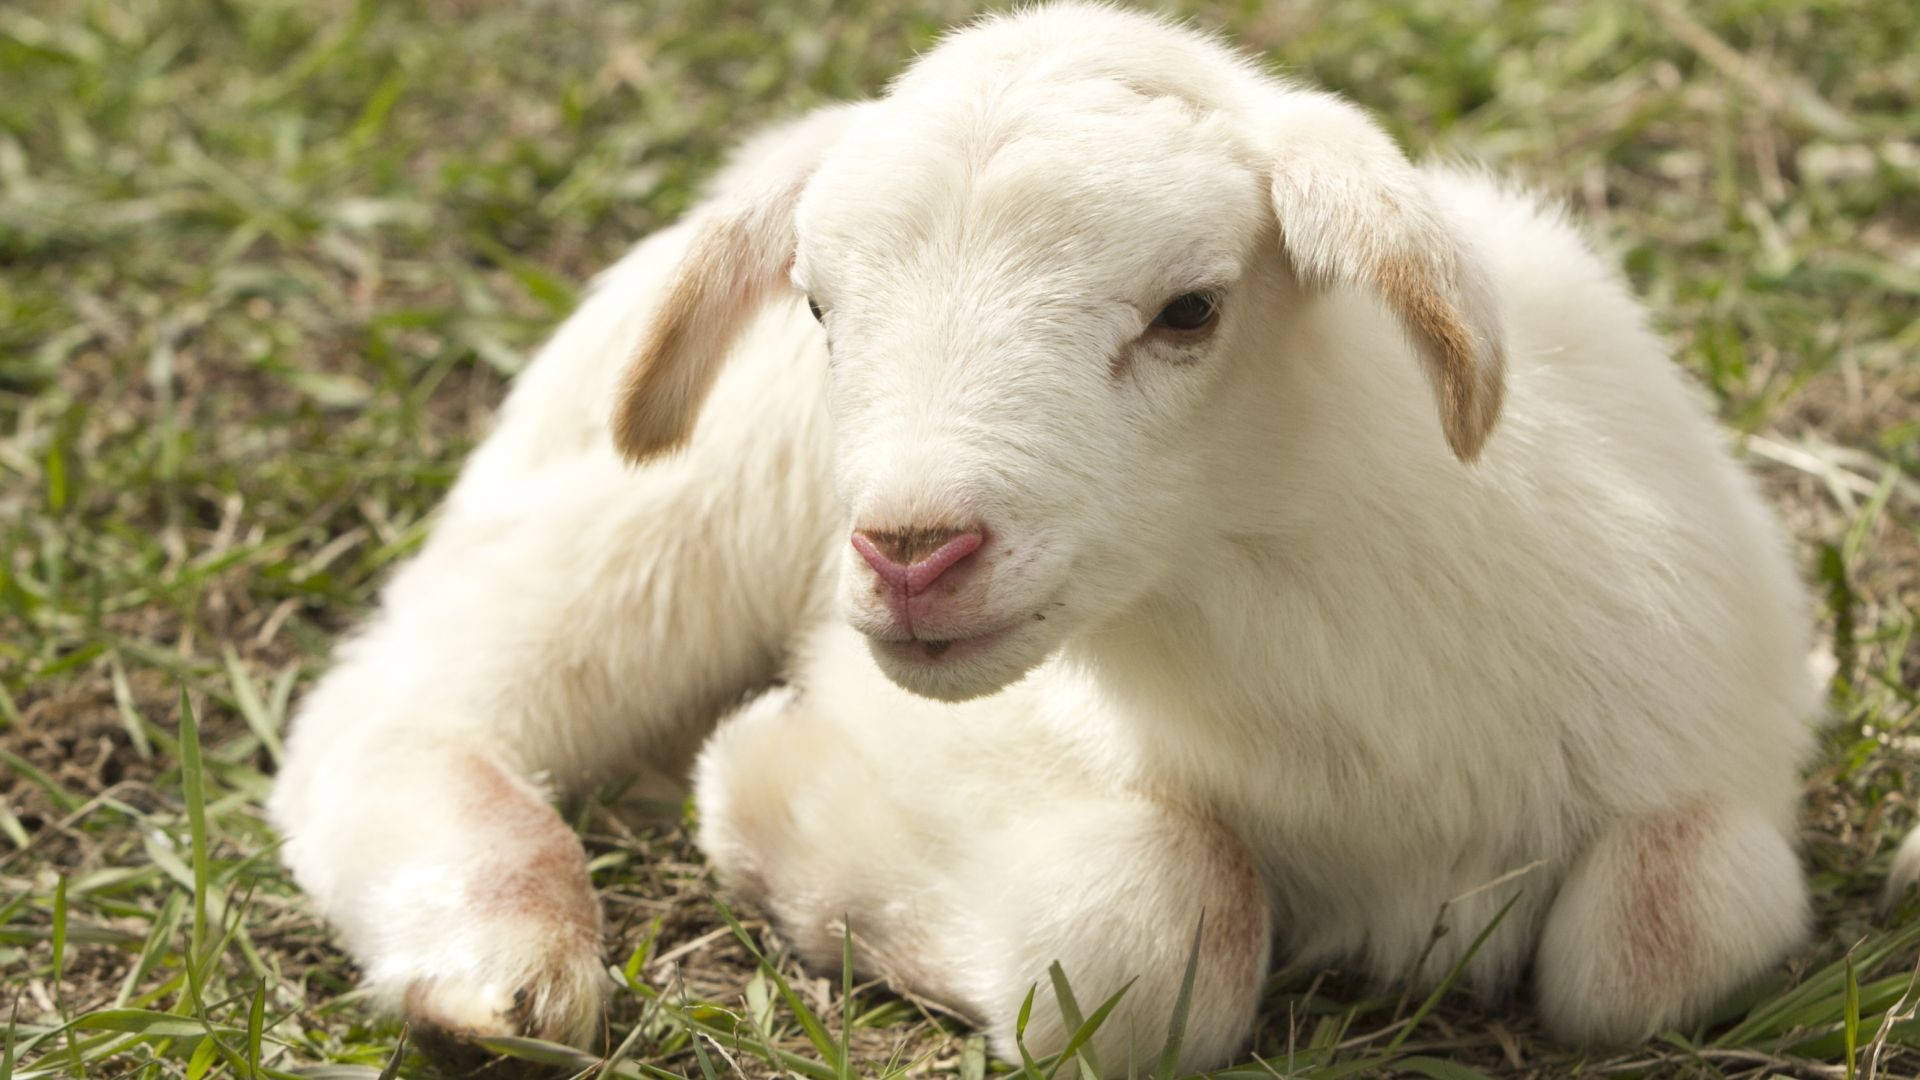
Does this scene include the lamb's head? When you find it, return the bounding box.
[612,3,1506,702]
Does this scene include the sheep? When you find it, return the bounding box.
[268,2,1880,1072]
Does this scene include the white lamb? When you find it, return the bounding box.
[269,4,1886,1072]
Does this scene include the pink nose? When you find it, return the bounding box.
[851,525,984,595]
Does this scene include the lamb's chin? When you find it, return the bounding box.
[864,619,1054,702]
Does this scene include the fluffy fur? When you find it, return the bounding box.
[269,4,1885,1073]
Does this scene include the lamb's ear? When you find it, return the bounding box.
[612,106,861,462]
[1263,90,1506,462]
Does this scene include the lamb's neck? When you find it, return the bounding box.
[1067,532,1296,729]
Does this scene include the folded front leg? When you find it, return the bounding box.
[695,639,1272,1075]
[1533,801,1808,1044]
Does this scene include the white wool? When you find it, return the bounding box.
[271,4,1887,1073]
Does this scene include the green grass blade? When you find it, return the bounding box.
[248,981,266,1075]
[1051,976,1133,1080]
[1154,914,1205,1080]
[1386,890,1522,1054]
[374,1029,407,1080]
[114,890,183,1008]
[52,873,77,1077]
[186,1034,220,1080]
[0,799,26,852]
[689,1031,722,1080]
[69,1010,244,1039]
[177,687,211,970]
[50,873,67,986]
[839,919,854,1080]
[222,646,284,766]
[469,1033,601,1070]
[1046,960,1107,1080]
[1844,949,1860,1080]
[171,688,254,1078]
[1395,1057,1499,1080]
[712,899,842,1070]
[1717,921,1920,1046]
[1013,983,1047,1079]
[663,1002,837,1080]
[0,747,80,814]
[109,658,154,761]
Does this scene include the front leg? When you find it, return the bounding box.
[694,634,1272,1075]
[271,215,838,1047]
[270,444,829,1048]
[1533,802,1808,1044]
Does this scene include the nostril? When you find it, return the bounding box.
[850,532,908,588]
[852,525,984,594]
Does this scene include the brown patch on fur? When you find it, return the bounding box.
[1179,805,1273,975]
[396,755,606,1064]
[1374,254,1500,462]
[453,753,602,940]
[861,524,973,567]
[1621,807,1708,990]
[1128,794,1273,1002]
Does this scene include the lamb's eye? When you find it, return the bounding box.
[1151,292,1219,334]
[807,297,825,322]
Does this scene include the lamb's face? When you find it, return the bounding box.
[793,90,1269,701]
[613,24,1505,700]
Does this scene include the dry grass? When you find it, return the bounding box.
[2,0,1917,1076]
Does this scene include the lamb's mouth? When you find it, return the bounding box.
[868,619,1022,664]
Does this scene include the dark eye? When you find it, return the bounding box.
[1151,292,1219,333]
[807,297,825,322]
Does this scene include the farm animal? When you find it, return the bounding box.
[270,3,1869,1071]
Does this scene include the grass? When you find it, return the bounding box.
[2,0,1917,1076]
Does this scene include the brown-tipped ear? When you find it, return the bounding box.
[612,210,786,462]
[611,106,864,462]
[1264,90,1506,462]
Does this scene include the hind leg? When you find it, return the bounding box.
[1533,803,1808,1044]
[695,630,1271,1076]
